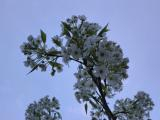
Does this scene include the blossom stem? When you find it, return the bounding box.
[87,68,116,120]
[96,79,116,120]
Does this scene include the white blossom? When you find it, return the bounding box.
[88,23,101,32]
[61,47,70,64]
[96,47,107,62]
[74,78,96,102]
[25,96,61,120]
[71,15,78,23]
[78,15,87,21]
[114,92,154,120]
[94,65,108,80]
[70,44,82,59]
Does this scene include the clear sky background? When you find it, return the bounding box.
[0,0,160,119]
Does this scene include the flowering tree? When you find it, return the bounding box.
[21,15,154,120]
[25,96,61,120]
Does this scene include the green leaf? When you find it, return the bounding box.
[40,30,46,44]
[51,69,56,76]
[84,103,88,114]
[49,62,63,72]
[27,65,38,75]
[89,100,97,108]
[55,63,63,72]
[98,24,109,37]
[47,50,61,56]
[61,22,71,37]
[49,61,55,67]
[52,38,62,47]
[62,22,71,31]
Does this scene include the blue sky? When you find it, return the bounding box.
[0,0,160,119]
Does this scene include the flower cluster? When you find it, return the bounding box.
[20,31,63,75]
[20,34,48,72]
[59,15,128,93]
[74,65,96,103]
[90,103,106,120]
[113,91,154,120]
[25,96,61,120]
[21,15,129,95]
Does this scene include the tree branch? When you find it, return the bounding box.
[87,68,116,120]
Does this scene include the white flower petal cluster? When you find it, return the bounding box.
[20,35,43,55]
[21,15,130,107]
[59,15,129,93]
[74,67,96,103]
[20,34,49,72]
[78,15,86,21]
[69,44,82,59]
[94,65,108,80]
[19,15,128,89]
[61,47,70,64]
[25,96,61,120]
[90,103,106,120]
[114,91,154,120]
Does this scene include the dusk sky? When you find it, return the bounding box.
[0,0,160,119]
